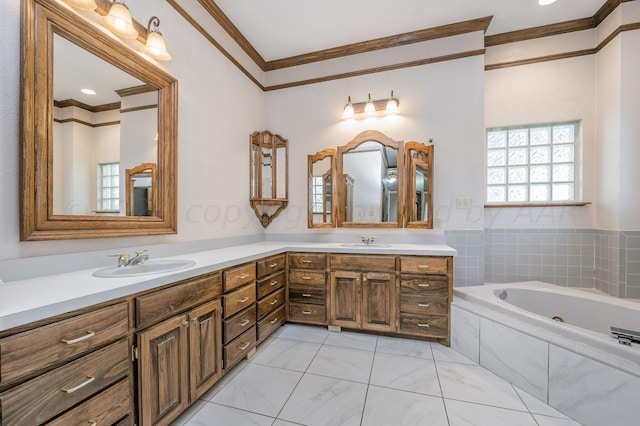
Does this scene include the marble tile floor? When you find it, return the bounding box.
[172,324,583,426]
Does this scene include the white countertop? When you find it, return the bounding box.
[0,241,455,332]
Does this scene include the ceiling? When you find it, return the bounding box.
[213,0,606,61]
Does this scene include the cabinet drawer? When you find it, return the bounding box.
[288,270,325,285]
[399,294,448,316]
[137,273,222,328]
[0,302,129,384]
[224,262,256,292]
[46,378,131,426]
[224,306,257,344]
[400,256,448,275]
[257,271,285,299]
[288,252,326,270]
[399,313,448,338]
[224,326,256,369]
[223,284,256,318]
[0,339,129,426]
[257,254,286,279]
[400,276,449,295]
[330,255,396,272]
[289,303,326,323]
[257,305,285,344]
[257,288,285,319]
[288,283,325,304]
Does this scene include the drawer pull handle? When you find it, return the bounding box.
[61,331,95,345]
[418,323,431,328]
[270,317,279,324]
[418,265,430,269]
[269,263,279,268]
[418,303,430,308]
[270,280,279,286]
[88,422,97,426]
[301,259,312,263]
[239,273,250,279]
[239,319,250,327]
[302,293,312,297]
[302,311,312,315]
[239,342,250,350]
[239,297,250,303]
[270,299,278,305]
[61,376,95,393]
[302,276,312,280]
[418,283,431,288]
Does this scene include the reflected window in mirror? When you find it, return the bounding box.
[97,162,120,213]
[308,149,336,228]
[405,141,434,229]
[337,131,403,228]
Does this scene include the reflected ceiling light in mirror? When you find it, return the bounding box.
[62,0,97,10]
[538,0,557,5]
[141,16,171,60]
[341,91,400,119]
[80,88,96,95]
[103,0,138,39]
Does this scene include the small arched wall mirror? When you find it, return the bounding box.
[21,0,178,240]
[308,149,336,228]
[250,130,288,227]
[337,131,404,228]
[126,163,157,217]
[308,131,433,229]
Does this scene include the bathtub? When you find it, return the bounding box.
[452,282,640,426]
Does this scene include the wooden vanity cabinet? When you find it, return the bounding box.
[135,273,223,426]
[256,254,286,343]
[399,256,452,346]
[287,253,328,324]
[329,255,397,333]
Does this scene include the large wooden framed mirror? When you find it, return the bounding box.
[20,0,178,240]
[336,130,404,228]
[308,149,336,228]
[405,142,433,228]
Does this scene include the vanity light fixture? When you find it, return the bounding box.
[103,0,138,39]
[62,0,98,10]
[141,16,171,60]
[341,91,400,119]
[538,0,557,5]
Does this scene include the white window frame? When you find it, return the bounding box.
[486,121,580,204]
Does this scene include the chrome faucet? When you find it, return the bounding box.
[108,249,149,267]
[360,235,376,245]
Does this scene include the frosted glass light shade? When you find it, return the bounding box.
[62,0,97,10]
[364,94,375,116]
[103,2,138,39]
[342,97,355,119]
[142,31,171,60]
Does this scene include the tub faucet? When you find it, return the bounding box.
[361,235,376,245]
[126,250,149,266]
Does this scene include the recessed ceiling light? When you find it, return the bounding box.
[81,88,96,95]
[538,0,557,5]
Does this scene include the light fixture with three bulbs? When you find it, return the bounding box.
[342,91,400,119]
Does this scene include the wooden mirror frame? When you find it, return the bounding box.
[405,142,434,229]
[20,0,178,240]
[308,149,337,228]
[336,130,404,228]
[125,163,157,217]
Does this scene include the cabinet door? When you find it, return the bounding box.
[138,315,189,426]
[362,272,397,332]
[330,271,361,327]
[188,299,223,401]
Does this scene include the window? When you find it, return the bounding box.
[311,175,324,213]
[486,121,579,203]
[98,162,120,212]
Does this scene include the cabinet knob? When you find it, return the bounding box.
[181,321,189,327]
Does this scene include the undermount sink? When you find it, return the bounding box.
[340,243,393,248]
[93,259,196,278]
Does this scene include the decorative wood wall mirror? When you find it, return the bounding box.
[250,130,288,227]
[336,130,404,228]
[405,142,434,229]
[308,149,336,228]
[20,0,178,240]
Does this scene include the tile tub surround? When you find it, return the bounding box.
[171,324,581,426]
[451,298,640,426]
